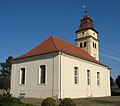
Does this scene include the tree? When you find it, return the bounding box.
[116,75,120,89]
[110,76,114,87]
[0,56,13,92]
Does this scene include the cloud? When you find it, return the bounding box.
[98,22,120,40]
[100,48,120,58]
[100,53,120,62]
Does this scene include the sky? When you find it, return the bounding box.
[0,0,120,79]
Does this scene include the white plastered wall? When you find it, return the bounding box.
[10,52,60,98]
[76,29,99,61]
[60,53,111,98]
[10,52,111,99]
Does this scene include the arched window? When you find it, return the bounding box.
[87,70,90,85]
[93,42,97,49]
[97,72,100,86]
[39,65,46,84]
[80,43,82,48]
[84,42,87,47]
[93,42,94,48]
[20,68,26,84]
[81,32,84,36]
[95,43,97,49]
[74,67,79,84]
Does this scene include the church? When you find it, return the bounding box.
[10,15,111,99]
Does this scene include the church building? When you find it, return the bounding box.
[10,15,111,99]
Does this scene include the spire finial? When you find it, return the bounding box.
[83,5,88,15]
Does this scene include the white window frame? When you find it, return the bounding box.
[97,72,100,86]
[19,68,26,85]
[38,65,46,84]
[87,70,91,85]
[74,67,79,85]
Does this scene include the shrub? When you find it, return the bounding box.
[0,94,21,104]
[0,94,22,106]
[59,98,76,106]
[41,97,56,106]
[0,94,34,106]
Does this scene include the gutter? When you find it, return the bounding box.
[52,57,54,98]
[59,52,62,100]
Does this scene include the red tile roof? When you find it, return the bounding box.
[13,36,105,66]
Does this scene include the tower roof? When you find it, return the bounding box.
[76,15,98,33]
[13,36,107,67]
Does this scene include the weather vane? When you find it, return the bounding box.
[83,5,88,15]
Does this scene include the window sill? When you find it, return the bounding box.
[19,84,26,86]
[38,83,46,86]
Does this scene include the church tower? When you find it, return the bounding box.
[75,15,99,61]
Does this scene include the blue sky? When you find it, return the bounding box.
[0,0,120,78]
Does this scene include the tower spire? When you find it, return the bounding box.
[83,5,88,15]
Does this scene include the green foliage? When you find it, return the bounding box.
[41,97,76,106]
[116,75,120,88]
[0,56,13,91]
[0,94,21,106]
[0,94,33,106]
[41,97,56,106]
[110,76,114,87]
[59,98,76,106]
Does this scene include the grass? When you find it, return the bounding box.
[21,96,120,106]
[74,96,120,106]
[21,98,43,106]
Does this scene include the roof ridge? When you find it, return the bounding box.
[13,35,108,67]
[51,36,61,51]
[51,36,101,64]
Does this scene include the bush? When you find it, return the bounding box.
[0,94,33,106]
[59,98,76,106]
[41,97,56,106]
[0,94,21,104]
[0,94,22,106]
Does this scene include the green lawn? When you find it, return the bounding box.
[74,96,120,106]
[21,98,43,106]
[21,96,120,106]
